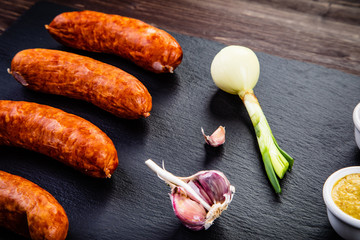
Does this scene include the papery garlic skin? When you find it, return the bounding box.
[204,185,235,229]
[201,126,226,147]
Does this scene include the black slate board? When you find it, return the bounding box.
[0,2,359,239]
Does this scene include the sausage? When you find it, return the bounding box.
[9,48,152,119]
[0,170,68,240]
[45,10,183,73]
[0,100,118,178]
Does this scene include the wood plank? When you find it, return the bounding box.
[0,0,359,75]
[244,0,360,25]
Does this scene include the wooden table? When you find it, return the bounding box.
[0,0,360,75]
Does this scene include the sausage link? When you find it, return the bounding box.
[0,170,68,240]
[10,48,152,119]
[45,10,183,73]
[0,100,118,178]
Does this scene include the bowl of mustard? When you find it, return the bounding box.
[354,102,360,150]
[323,166,360,240]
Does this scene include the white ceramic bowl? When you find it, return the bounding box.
[323,166,360,240]
[354,103,360,150]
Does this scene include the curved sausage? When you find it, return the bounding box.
[0,100,118,178]
[9,48,152,119]
[0,170,68,240]
[45,10,183,73]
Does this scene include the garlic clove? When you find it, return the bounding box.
[187,180,213,206]
[196,170,232,203]
[201,126,225,147]
[171,187,206,231]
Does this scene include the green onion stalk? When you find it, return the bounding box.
[210,46,294,193]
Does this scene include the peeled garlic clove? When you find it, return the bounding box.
[171,187,206,231]
[201,126,225,147]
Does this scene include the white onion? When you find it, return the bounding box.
[211,46,260,97]
[210,45,294,194]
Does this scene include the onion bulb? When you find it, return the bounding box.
[211,46,293,193]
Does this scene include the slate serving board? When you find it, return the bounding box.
[0,1,359,239]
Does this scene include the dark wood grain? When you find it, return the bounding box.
[0,0,359,75]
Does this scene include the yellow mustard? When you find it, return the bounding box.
[332,173,360,220]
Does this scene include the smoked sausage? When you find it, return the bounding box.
[0,170,68,240]
[0,100,118,178]
[45,10,183,73]
[9,48,152,119]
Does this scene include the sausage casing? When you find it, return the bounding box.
[10,48,152,119]
[45,10,183,73]
[0,170,68,240]
[0,100,118,178]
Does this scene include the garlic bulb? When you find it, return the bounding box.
[145,159,235,230]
